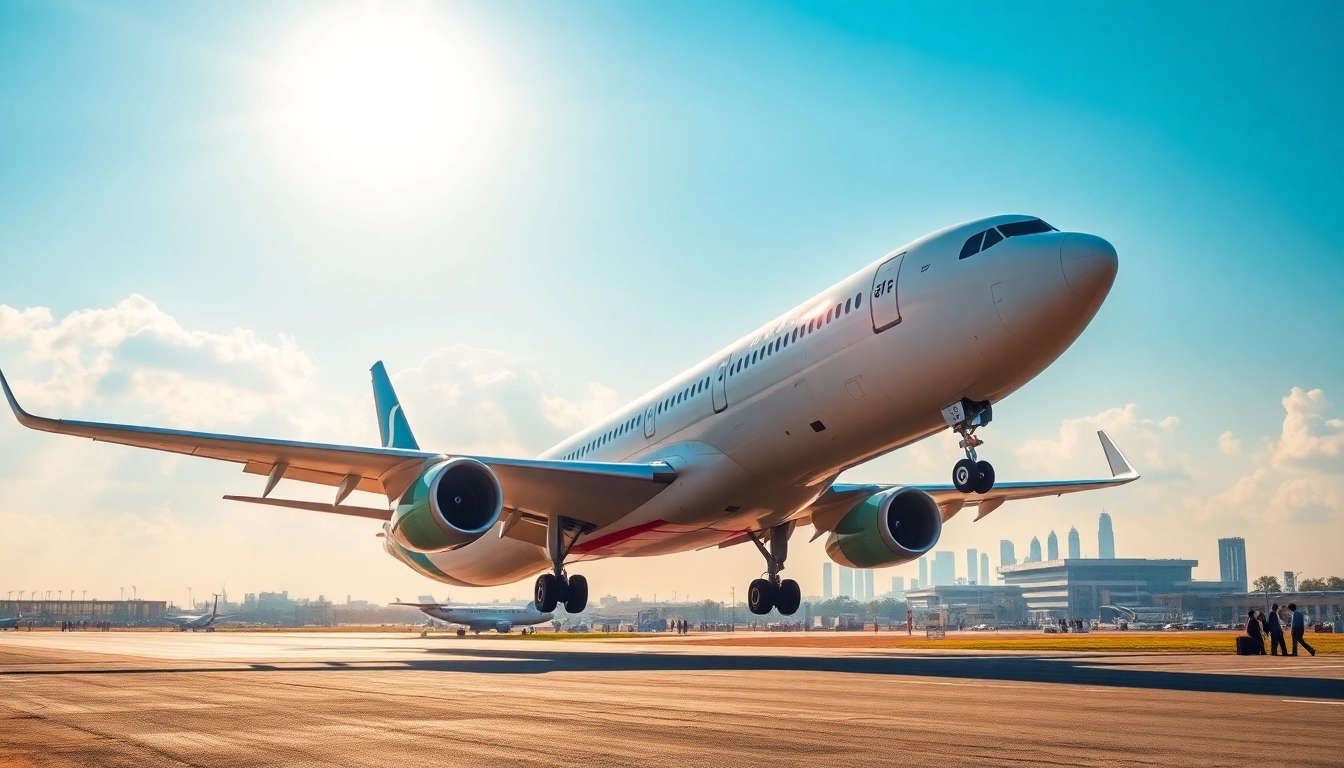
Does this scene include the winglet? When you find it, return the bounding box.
[1098,431,1138,479]
[370,361,420,450]
[0,365,46,430]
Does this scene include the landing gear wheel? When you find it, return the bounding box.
[974,460,995,494]
[564,574,589,613]
[953,458,979,494]
[775,579,801,616]
[534,573,564,613]
[456,628,465,637]
[748,578,776,615]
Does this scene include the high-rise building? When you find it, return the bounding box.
[909,578,920,590]
[932,551,956,586]
[840,566,854,598]
[1284,571,1296,593]
[1218,537,1247,592]
[966,548,979,584]
[1000,540,1016,568]
[1098,511,1116,559]
[1047,531,1059,561]
[864,570,875,602]
[1068,527,1081,559]
[891,576,905,596]
[1028,537,1042,563]
[919,556,929,587]
[822,563,834,600]
[980,552,990,585]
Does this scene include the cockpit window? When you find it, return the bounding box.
[998,218,1055,238]
[981,228,1004,251]
[959,232,984,259]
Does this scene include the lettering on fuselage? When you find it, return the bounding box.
[873,278,896,299]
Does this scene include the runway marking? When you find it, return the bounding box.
[1281,699,1344,706]
[1185,663,1344,673]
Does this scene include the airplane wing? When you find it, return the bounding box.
[0,367,675,529]
[808,431,1138,531]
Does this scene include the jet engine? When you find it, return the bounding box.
[824,486,942,568]
[388,458,504,554]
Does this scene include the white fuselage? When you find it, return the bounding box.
[385,215,1118,586]
[422,605,553,632]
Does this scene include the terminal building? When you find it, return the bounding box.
[0,599,166,625]
[996,558,1242,622]
[903,584,1028,626]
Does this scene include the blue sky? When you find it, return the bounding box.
[2,1,1341,605]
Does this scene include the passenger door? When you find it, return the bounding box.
[870,252,905,333]
[712,355,730,413]
[643,404,657,439]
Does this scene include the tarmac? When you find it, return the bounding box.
[1,631,1341,767]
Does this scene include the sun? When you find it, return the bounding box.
[267,6,505,189]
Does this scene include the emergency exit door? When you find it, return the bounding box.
[870,252,905,333]
[712,355,730,413]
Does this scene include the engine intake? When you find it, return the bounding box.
[824,486,942,568]
[389,458,504,553]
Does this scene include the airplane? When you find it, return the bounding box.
[163,595,225,632]
[392,595,554,636]
[0,613,23,630]
[1,214,1137,618]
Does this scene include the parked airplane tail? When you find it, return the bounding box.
[370,361,420,450]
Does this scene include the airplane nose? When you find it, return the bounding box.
[1060,233,1118,299]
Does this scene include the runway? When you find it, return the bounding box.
[1,632,1341,767]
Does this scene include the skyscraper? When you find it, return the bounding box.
[966,548,979,584]
[980,552,990,585]
[1068,527,1081,559]
[864,570,875,602]
[1218,537,1247,592]
[1047,531,1059,561]
[1000,539,1016,568]
[1028,537,1042,563]
[919,556,928,587]
[909,578,920,590]
[839,566,854,599]
[822,562,834,600]
[1099,511,1116,559]
[932,551,956,586]
[891,576,905,595]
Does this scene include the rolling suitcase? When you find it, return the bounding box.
[1235,636,1261,655]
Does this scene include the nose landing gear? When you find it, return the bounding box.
[534,516,594,614]
[745,522,802,616]
[943,399,996,494]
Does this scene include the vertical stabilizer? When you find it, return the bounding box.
[370,361,420,450]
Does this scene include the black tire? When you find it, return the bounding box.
[535,573,562,613]
[974,461,995,494]
[775,579,802,616]
[747,578,775,615]
[953,458,979,494]
[456,628,465,637]
[564,574,589,613]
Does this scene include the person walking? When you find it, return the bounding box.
[1245,609,1266,654]
[1288,603,1316,657]
[1266,603,1288,656]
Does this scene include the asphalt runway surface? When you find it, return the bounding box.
[1,632,1341,767]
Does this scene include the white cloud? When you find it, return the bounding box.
[1015,404,1192,482]
[1218,431,1242,456]
[1269,387,1344,475]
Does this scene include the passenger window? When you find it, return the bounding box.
[959,232,984,259]
[845,298,852,313]
[982,228,1003,250]
[836,304,841,318]
[855,292,862,308]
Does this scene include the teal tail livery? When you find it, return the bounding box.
[371,361,419,450]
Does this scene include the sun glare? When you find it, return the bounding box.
[268,7,506,191]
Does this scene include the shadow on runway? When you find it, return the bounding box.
[4,647,1341,701]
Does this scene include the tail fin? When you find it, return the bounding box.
[370,361,420,450]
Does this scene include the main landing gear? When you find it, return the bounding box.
[943,398,996,495]
[534,516,593,615]
[746,522,801,616]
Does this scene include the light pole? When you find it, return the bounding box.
[730,586,736,630]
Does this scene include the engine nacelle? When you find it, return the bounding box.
[389,458,504,554]
[824,486,942,568]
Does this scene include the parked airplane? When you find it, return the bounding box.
[393,595,553,635]
[0,613,22,630]
[1,215,1136,618]
[163,595,225,632]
